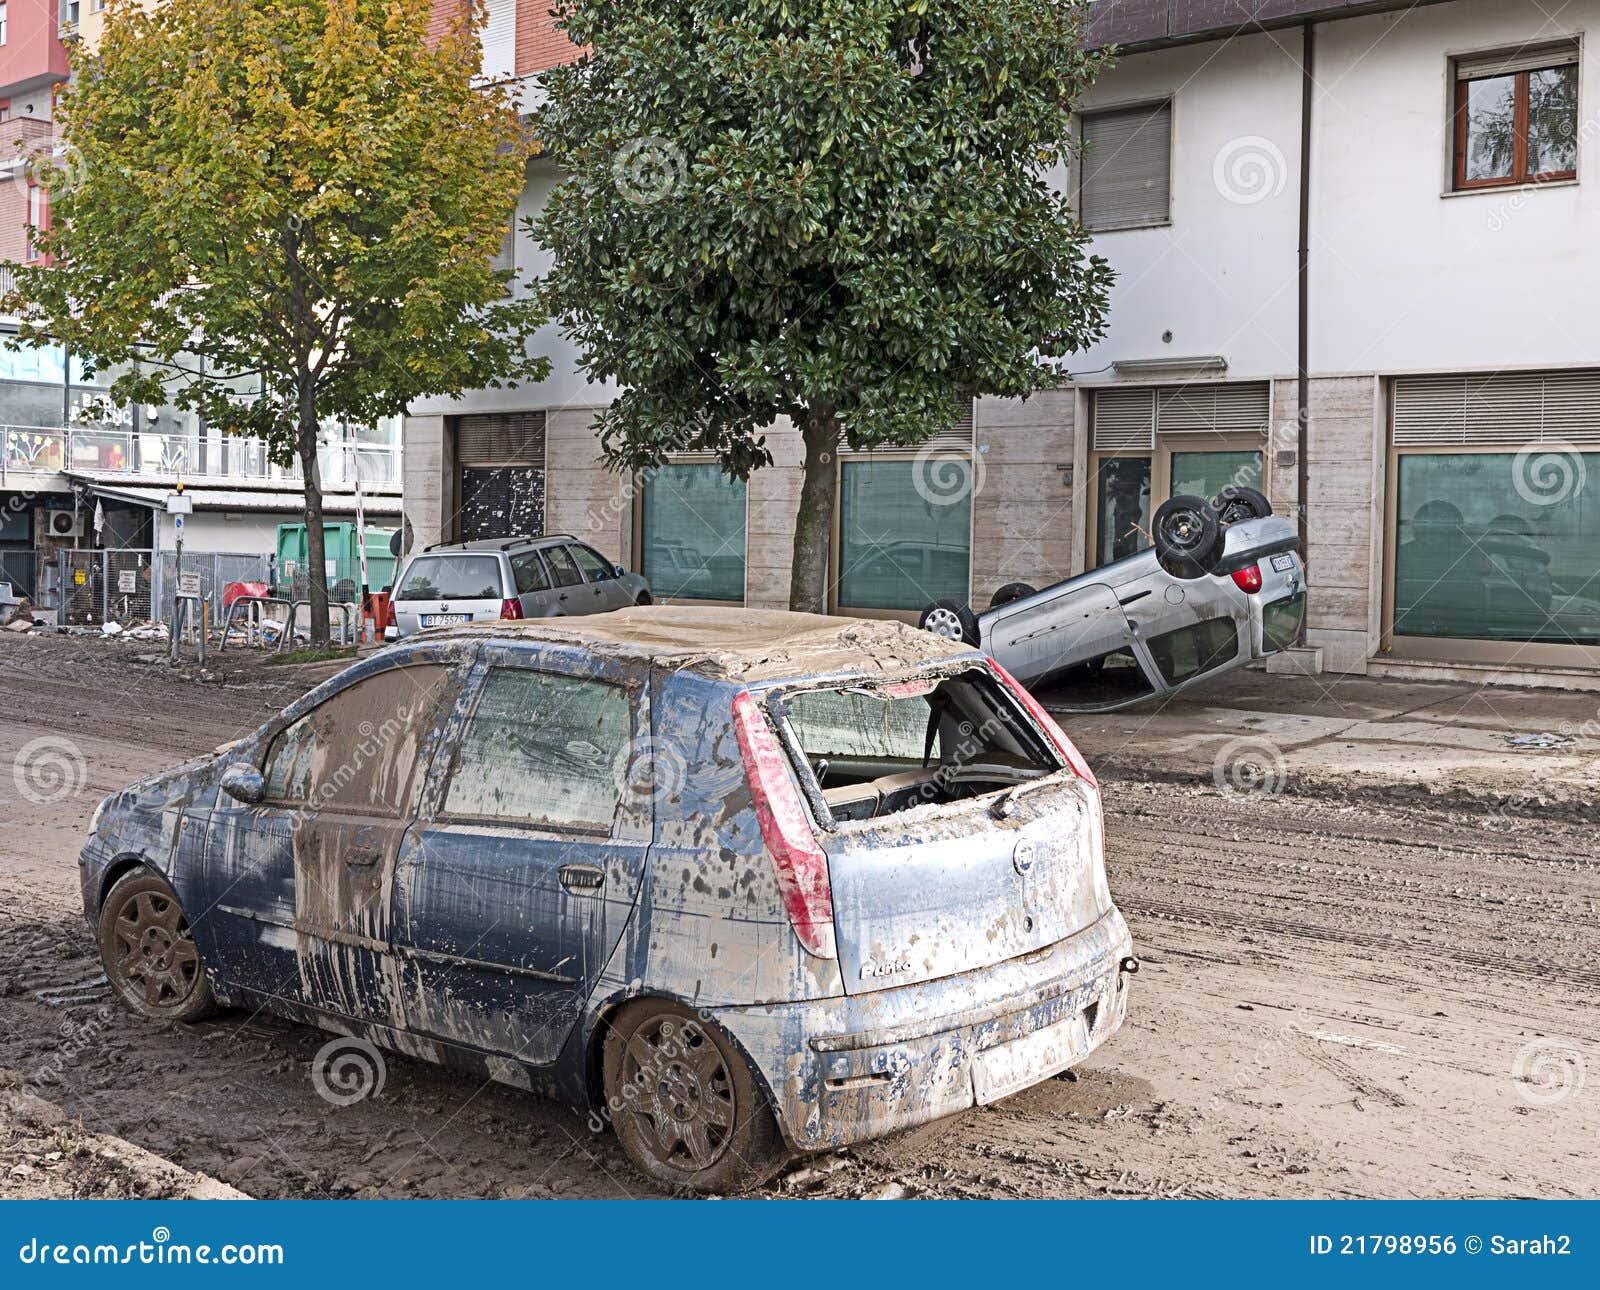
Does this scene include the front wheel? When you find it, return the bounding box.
[989,581,1038,610]
[98,870,217,1023]
[1152,494,1223,580]
[918,597,979,645]
[602,1001,789,1194]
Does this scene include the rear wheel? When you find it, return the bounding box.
[918,597,979,645]
[989,581,1038,610]
[1213,485,1272,525]
[1152,494,1223,580]
[635,591,653,606]
[602,1001,789,1195]
[98,870,217,1023]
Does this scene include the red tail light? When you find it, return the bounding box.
[988,659,1098,789]
[499,597,524,620]
[1230,564,1264,594]
[731,690,837,959]
[384,599,397,629]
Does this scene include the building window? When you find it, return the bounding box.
[25,184,45,261]
[638,462,746,602]
[1453,43,1579,189]
[836,458,971,613]
[1078,101,1172,232]
[1,5,8,46]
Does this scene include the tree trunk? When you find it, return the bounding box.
[296,387,332,647]
[788,406,840,614]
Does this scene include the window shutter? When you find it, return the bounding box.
[1080,103,1172,232]
[1393,371,1600,446]
[1456,41,1578,81]
[456,412,546,465]
[480,0,516,81]
[837,400,975,455]
[1092,382,1270,450]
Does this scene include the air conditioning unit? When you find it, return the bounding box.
[46,509,84,538]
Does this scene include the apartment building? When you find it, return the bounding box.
[406,0,1600,687]
[0,2,403,610]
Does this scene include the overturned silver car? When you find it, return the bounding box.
[919,488,1306,711]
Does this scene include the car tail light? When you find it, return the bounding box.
[499,598,524,621]
[384,599,397,629]
[731,690,837,960]
[1230,564,1264,593]
[988,659,1098,790]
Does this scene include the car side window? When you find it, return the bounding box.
[442,668,631,832]
[511,552,551,594]
[544,545,584,588]
[262,664,454,812]
[1146,618,1239,686]
[569,544,614,581]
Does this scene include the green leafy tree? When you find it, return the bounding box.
[537,0,1113,613]
[2,0,545,642]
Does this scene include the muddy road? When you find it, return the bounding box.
[1,633,1595,1199]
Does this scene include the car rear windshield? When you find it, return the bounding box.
[776,669,1059,822]
[395,555,504,601]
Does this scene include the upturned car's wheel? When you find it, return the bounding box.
[918,597,979,645]
[1213,485,1272,525]
[1152,494,1223,579]
[989,581,1038,610]
[98,870,217,1023]
[602,1001,789,1195]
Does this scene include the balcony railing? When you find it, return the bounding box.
[0,425,400,489]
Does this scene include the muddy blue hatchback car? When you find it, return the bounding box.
[81,608,1136,1192]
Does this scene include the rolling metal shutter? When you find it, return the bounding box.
[455,412,546,542]
[1080,102,1172,232]
[1091,382,1270,451]
[1392,371,1600,447]
[837,400,975,455]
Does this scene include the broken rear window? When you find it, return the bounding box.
[777,670,1058,822]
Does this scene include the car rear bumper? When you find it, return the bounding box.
[707,907,1135,1152]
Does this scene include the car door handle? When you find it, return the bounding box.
[559,863,605,893]
[345,848,383,868]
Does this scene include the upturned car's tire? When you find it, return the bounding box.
[98,870,217,1024]
[602,1001,789,1195]
[1152,494,1223,579]
[918,597,979,645]
[1213,485,1272,525]
[989,582,1038,610]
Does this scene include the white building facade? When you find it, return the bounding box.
[405,0,1600,687]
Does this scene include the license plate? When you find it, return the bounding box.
[972,1009,1092,1104]
[1270,553,1297,572]
[421,613,470,626]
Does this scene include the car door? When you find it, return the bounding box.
[569,542,633,610]
[509,549,560,618]
[195,657,463,1025]
[985,582,1139,686]
[541,543,587,615]
[391,645,653,1066]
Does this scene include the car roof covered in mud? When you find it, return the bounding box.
[415,605,978,682]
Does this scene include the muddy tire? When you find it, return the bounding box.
[98,870,217,1024]
[1213,485,1272,526]
[602,1000,789,1195]
[918,597,979,645]
[1152,494,1223,580]
[989,582,1038,610]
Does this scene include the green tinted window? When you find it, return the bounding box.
[640,464,746,601]
[1094,456,1152,566]
[837,460,970,610]
[1170,450,1264,503]
[1263,593,1305,653]
[1394,452,1600,646]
